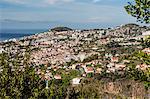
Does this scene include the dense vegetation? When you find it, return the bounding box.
[142,36,150,47]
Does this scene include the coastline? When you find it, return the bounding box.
[0,29,46,41]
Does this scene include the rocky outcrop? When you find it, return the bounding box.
[102,80,148,99]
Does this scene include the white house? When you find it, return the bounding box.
[142,31,150,36]
[78,53,87,62]
[72,78,81,85]
[0,48,4,54]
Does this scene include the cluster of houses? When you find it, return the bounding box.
[0,24,150,85]
[142,48,150,55]
[136,64,150,71]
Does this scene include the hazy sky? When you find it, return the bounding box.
[0,0,143,29]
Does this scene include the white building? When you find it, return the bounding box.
[0,48,5,54]
[72,78,81,85]
[142,31,150,36]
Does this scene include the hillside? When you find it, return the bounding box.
[0,23,150,98]
[107,23,150,37]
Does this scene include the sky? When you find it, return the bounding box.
[0,0,144,29]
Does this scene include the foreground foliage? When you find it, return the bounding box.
[125,0,150,23]
[0,49,150,98]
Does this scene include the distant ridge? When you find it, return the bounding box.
[122,23,139,27]
[51,27,73,32]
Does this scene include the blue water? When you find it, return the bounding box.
[0,29,46,41]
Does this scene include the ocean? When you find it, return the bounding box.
[0,29,46,41]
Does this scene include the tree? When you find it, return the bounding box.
[125,0,150,23]
[127,51,150,82]
[0,51,44,98]
[143,36,150,47]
